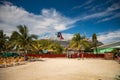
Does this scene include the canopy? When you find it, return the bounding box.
[0,52,20,57]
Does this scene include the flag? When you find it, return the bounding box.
[57,32,64,40]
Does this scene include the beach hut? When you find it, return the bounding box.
[94,41,120,59]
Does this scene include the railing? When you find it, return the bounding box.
[26,54,66,58]
[71,53,104,58]
[25,53,104,58]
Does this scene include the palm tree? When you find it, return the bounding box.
[92,33,98,54]
[0,30,9,52]
[48,42,64,54]
[31,39,45,53]
[35,39,52,50]
[10,25,37,53]
[70,33,90,52]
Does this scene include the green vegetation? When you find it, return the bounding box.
[115,74,120,80]
[9,25,37,53]
[92,33,98,54]
[48,41,64,54]
[32,39,64,54]
[69,33,90,52]
[111,48,120,59]
[0,30,9,52]
[0,25,103,54]
[0,25,64,54]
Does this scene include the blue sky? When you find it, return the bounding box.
[0,0,120,44]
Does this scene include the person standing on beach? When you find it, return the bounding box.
[81,53,84,60]
[77,53,80,59]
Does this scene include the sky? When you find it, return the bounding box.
[0,0,120,44]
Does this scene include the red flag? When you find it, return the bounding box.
[59,32,64,39]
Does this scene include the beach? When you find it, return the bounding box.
[0,58,120,80]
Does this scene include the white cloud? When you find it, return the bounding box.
[97,13,120,23]
[97,30,120,44]
[0,3,77,38]
[76,1,120,22]
[62,33,73,41]
[107,2,120,12]
[72,0,93,10]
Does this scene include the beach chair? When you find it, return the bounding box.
[0,58,7,68]
[0,58,4,67]
[10,57,15,66]
[6,57,13,67]
[14,57,20,65]
[18,57,26,65]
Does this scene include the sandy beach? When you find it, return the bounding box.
[0,58,120,80]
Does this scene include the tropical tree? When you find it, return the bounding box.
[31,40,43,53]
[0,30,9,52]
[39,39,52,49]
[92,33,98,54]
[32,39,64,54]
[31,39,51,53]
[48,42,64,54]
[70,33,90,52]
[10,25,37,53]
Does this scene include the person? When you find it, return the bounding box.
[77,52,80,60]
[117,50,120,64]
[68,53,72,58]
[81,53,84,60]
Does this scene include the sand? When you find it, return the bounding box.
[0,58,120,80]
